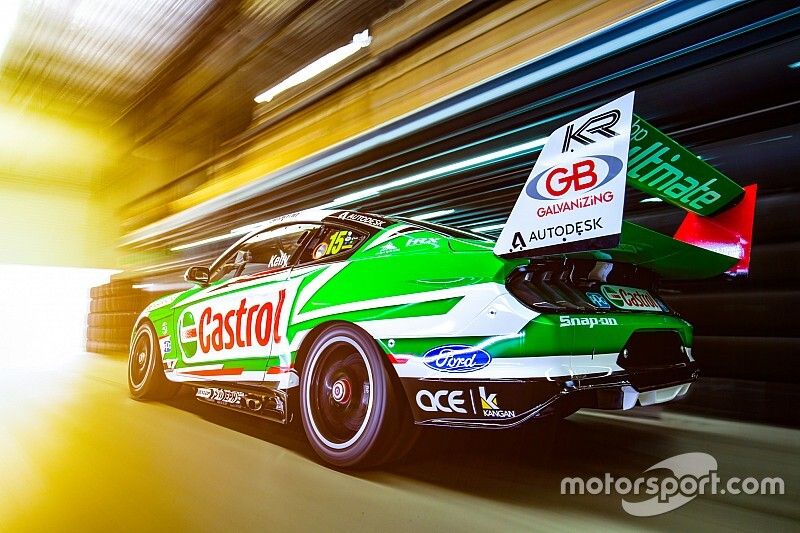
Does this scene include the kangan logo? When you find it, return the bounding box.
[562,110,621,153]
[479,386,515,418]
[479,387,498,410]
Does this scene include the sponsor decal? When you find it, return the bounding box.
[600,285,661,312]
[585,292,611,309]
[415,389,468,413]
[479,387,515,418]
[559,315,619,328]
[378,242,399,254]
[536,191,615,218]
[159,336,172,354]
[526,156,623,201]
[196,387,282,416]
[163,359,177,371]
[178,289,286,358]
[336,211,387,228]
[495,92,634,256]
[520,218,604,244]
[196,387,245,405]
[628,116,742,215]
[179,311,197,357]
[161,323,168,336]
[406,237,440,248]
[314,230,360,259]
[422,345,492,373]
[562,109,622,153]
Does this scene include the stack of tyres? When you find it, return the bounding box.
[86,282,156,354]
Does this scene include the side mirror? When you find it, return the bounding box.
[184,266,210,285]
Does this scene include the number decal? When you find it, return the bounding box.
[326,231,354,256]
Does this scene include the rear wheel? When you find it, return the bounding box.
[128,322,180,400]
[300,324,411,468]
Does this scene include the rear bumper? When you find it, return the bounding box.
[401,361,699,428]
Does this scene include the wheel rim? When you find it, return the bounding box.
[129,328,152,390]
[305,336,374,450]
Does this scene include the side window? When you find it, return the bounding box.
[297,225,367,266]
[212,223,319,282]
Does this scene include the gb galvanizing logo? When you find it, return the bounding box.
[527,155,622,198]
[526,156,623,218]
[423,345,492,373]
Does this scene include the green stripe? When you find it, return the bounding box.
[288,296,462,338]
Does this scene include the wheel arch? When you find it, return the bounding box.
[294,320,396,375]
[129,313,154,352]
[291,320,409,406]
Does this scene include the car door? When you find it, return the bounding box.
[171,223,320,382]
[275,223,372,363]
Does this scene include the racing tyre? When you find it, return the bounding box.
[128,322,180,400]
[300,324,408,468]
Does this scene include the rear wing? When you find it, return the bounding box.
[494,92,756,280]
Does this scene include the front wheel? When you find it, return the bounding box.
[128,322,180,400]
[300,324,411,468]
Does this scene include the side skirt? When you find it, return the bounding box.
[184,382,289,424]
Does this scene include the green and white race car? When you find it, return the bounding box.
[128,93,756,467]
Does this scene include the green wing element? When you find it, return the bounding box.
[492,94,756,279]
[563,221,738,280]
[628,115,743,215]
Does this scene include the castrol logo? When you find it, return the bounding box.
[179,289,286,357]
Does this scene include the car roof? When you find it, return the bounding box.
[235,208,395,241]
[234,208,491,249]
[209,209,395,275]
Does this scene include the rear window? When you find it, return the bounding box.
[296,225,368,265]
[397,218,493,242]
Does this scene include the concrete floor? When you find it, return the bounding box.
[1,354,798,532]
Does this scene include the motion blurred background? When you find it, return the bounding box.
[0,1,798,530]
[0,1,797,407]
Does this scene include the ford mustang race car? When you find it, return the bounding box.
[128,93,756,467]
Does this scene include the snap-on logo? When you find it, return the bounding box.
[423,345,492,373]
[526,155,623,200]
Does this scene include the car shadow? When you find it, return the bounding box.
[163,387,318,461]
[163,387,677,518]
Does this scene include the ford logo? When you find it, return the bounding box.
[422,345,492,373]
